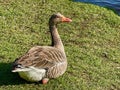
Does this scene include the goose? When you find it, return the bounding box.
[12,13,72,84]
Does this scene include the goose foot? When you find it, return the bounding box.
[42,78,49,84]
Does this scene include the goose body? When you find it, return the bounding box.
[12,13,72,83]
[13,46,67,82]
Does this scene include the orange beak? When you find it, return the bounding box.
[62,17,72,22]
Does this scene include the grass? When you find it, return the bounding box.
[0,0,120,90]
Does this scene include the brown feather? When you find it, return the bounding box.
[13,46,67,76]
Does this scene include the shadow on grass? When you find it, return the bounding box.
[0,62,26,86]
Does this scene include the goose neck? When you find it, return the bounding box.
[49,24,64,52]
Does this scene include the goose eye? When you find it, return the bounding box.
[55,18,60,22]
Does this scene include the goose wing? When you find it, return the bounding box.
[12,46,66,70]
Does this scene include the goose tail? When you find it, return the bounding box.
[12,64,31,72]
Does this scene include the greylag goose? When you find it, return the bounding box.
[12,13,72,84]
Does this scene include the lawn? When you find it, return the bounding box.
[0,0,120,90]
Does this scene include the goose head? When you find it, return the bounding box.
[49,13,72,25]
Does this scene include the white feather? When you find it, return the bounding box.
[13,67,46,82]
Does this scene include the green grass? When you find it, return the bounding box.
[0,0,120,90]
